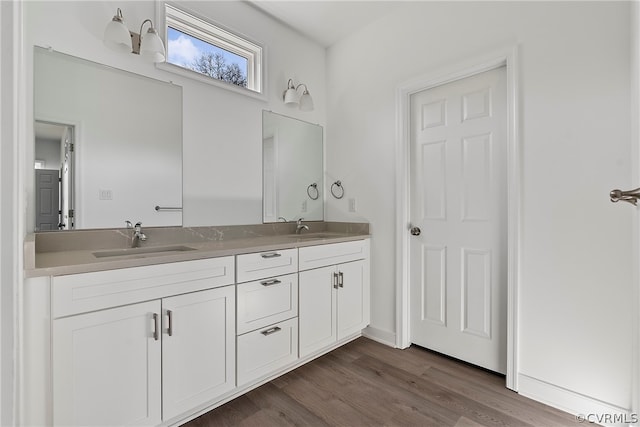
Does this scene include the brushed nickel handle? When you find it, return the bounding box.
[261,279,282,287]
[167,309,173,337]
[333,272,339,289]
[338,271,344,288]
[410,226,421,236]
[261,252,282,259]
[610,188,640,206]
[152,313,159,341]
[261,326,281,336]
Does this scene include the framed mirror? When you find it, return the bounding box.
[262,111,323,223]
[33,47,183,231]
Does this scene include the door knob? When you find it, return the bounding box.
[410,226,421,236]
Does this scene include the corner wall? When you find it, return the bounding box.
[327,0,633,413]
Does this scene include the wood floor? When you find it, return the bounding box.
[184,337,577,427]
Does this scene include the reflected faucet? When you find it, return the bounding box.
[126,220,147,247]
[296,218,310,234]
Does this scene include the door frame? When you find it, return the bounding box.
[395,46,521,390]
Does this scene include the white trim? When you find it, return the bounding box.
[395,45,521,390]
[155,1,267,101]
[518,374,634,427]
[361,326,396,348]
[1,0,26,424]
[631,1,640,421]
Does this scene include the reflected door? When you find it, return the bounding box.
[35,169,60,231]
[409,67,508,374]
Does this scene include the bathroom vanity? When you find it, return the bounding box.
[22,223,370,426]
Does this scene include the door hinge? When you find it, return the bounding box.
[68,209,74,218]
[69,143,74,152]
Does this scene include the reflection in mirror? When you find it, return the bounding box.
[33,47,183,231]
[34,121,75,230]
[262,111,323,223]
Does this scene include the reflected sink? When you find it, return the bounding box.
[93,245,196,259]
[288,232,345,240]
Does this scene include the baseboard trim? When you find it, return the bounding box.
[518,374,634,427]
[362,326,396,347]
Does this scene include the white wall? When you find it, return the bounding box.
[23,0,326,230]
[34,138,60,170]
[326,0,633,413]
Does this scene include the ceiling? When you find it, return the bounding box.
[247,1,404,47]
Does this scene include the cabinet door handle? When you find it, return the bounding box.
[261,279,282,287]
[261,252,281,259]
[152,313,159,341]
[261,326,282,336]
[333,272,339,289]
[338,271,344,288]
[167,309,173,337]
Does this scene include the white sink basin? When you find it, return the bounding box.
[93,245,196,259]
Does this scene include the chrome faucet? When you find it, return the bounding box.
[296,218,310,234]
[126,220,147,247]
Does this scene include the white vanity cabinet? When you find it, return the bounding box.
[50,257,236,426]
[23,235,370,427]
[298,240,370,358]
[235,249,299,386]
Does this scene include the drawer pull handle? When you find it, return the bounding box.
[261,252,282,259]
[167,310,174,337]
[338,271,344,288]
[261,326,282,336]
[333,272,339,289]
[152,313,159,341]
[261,279,282,287]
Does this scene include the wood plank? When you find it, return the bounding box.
[350,353,537,427]
[182,338,575,427]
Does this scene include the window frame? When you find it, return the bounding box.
[156,2,266,100]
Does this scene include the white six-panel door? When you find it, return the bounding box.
[409,66,508,373]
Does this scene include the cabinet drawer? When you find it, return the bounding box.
[52,256,235,318]
[237,273,298,335]
[299,239,369,271]
[236,248,297,283]
[237,317,298,386]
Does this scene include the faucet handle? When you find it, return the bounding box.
[135,221,142,228]
[125,220,133,228]
[297,217,304,224]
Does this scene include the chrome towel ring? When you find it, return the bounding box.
[307,183,319,200]
[331,180,344,199]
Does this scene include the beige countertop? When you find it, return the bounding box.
[25,223,370,278]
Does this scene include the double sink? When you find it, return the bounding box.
[91,232,345,260]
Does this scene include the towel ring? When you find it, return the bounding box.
[331,180,344,199]
[307,183,319,200]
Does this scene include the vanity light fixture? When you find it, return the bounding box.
[103,8,166,63]
[283,79,314,111]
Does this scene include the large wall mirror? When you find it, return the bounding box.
[262,111,323,223]
[33,47,183,231]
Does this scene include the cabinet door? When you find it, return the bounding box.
[337,260,369,340]
[162,286,236,420]
[53,300,162,426]
[299,265,336,358]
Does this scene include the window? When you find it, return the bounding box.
[162,3,263,95]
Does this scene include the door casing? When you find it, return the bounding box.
[395,46,521,390]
